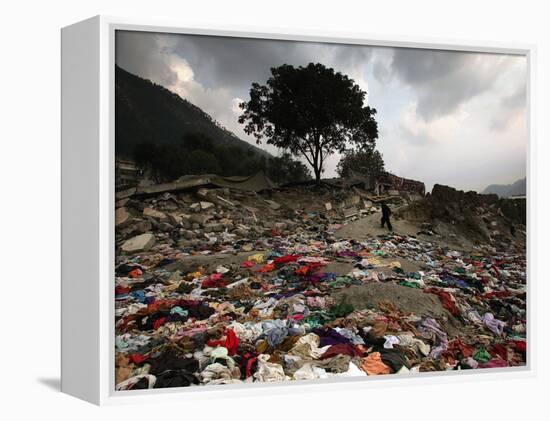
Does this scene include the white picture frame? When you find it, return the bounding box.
[61,15,536,405]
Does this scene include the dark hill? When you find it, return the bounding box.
[115,65,268,158]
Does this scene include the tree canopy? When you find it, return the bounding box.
[239,63,379,184]
[337,148,385,179]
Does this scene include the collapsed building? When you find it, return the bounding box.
[321,170,425,199]
[115,159,140,189]
[373,171,426,196]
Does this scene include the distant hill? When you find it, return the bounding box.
[115,65,269,159]
[482,177,526,197]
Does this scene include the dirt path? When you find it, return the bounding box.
[334,212,418,240]
[334,212,478,252]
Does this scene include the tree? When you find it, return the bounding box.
[239,63,379,185]
[185,150,221,175]
[133,142,163,182]
[267,152,312,185]
[182,132,214,151]
[337,148,385,179]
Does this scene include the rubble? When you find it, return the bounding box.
[143,207,167,220]
[115,207,131,227]
[199,202,215,210]
[114,178,527,391]
[120,233,156,253]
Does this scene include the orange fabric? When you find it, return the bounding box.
[361,352,391,375]
[371,321,388,337]
[256,263,276,273]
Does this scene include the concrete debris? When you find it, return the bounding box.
[115,187,136,201]
[265,199,281,210]
[120,233,155,253]
[200,201,215,210]
[216,195,236,208]
[343,208,358,219]
[143,207,167,220]
[115,207,131,227]
[136,177,212,196]
[116,198,130,208]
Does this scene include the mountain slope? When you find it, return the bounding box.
[115,65,268,158]
[482,177,526,197]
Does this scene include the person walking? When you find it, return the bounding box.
[380,201,393,231]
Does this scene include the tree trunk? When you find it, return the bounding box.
[313,165,321,186]
[312,140,322,187]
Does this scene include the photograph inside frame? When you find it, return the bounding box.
[113,30,527,391]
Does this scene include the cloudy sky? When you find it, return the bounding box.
[116,30,527,192]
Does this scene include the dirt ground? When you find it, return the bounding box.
[335,212,481,252]
[163,251,253,273]
[331,283,462,337]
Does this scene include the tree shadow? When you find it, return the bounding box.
[37,377,61,391]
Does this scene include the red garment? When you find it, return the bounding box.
[295,263,323,276]
[425,288,460,316]
[207,328,240,356]
[321,343,363,359]
[201,273,226,288]
[448,337,473,358]
[273,254,302,265]
[128,268,143,278]
[225,329,239,355]
[129,354,149,365]
[246,357,258,378]
[440,351,456,366]
[153,317,167,330]
[240,260,254,268]
[479,358,508,369]
[245,355,258,378]
[509,340,527,353]
[115,286,130,295]
[490,343,509,360]
[482,290,511,299]
[480,276,491,285]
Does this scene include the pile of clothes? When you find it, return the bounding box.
[114,231,526,390]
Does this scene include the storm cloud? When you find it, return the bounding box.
[387,49,516,121]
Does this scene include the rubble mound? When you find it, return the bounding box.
[396,184,526,249]
[333,283,450,319]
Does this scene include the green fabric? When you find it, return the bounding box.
[473,348,491,363]
[399,280,421,288]
[328,276,354,288]
[304,311,333,328]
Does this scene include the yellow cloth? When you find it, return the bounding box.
[248,253,265,264]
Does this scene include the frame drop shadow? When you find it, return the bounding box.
[37,377,61,391]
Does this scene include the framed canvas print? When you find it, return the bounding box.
[61,16,533,405]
